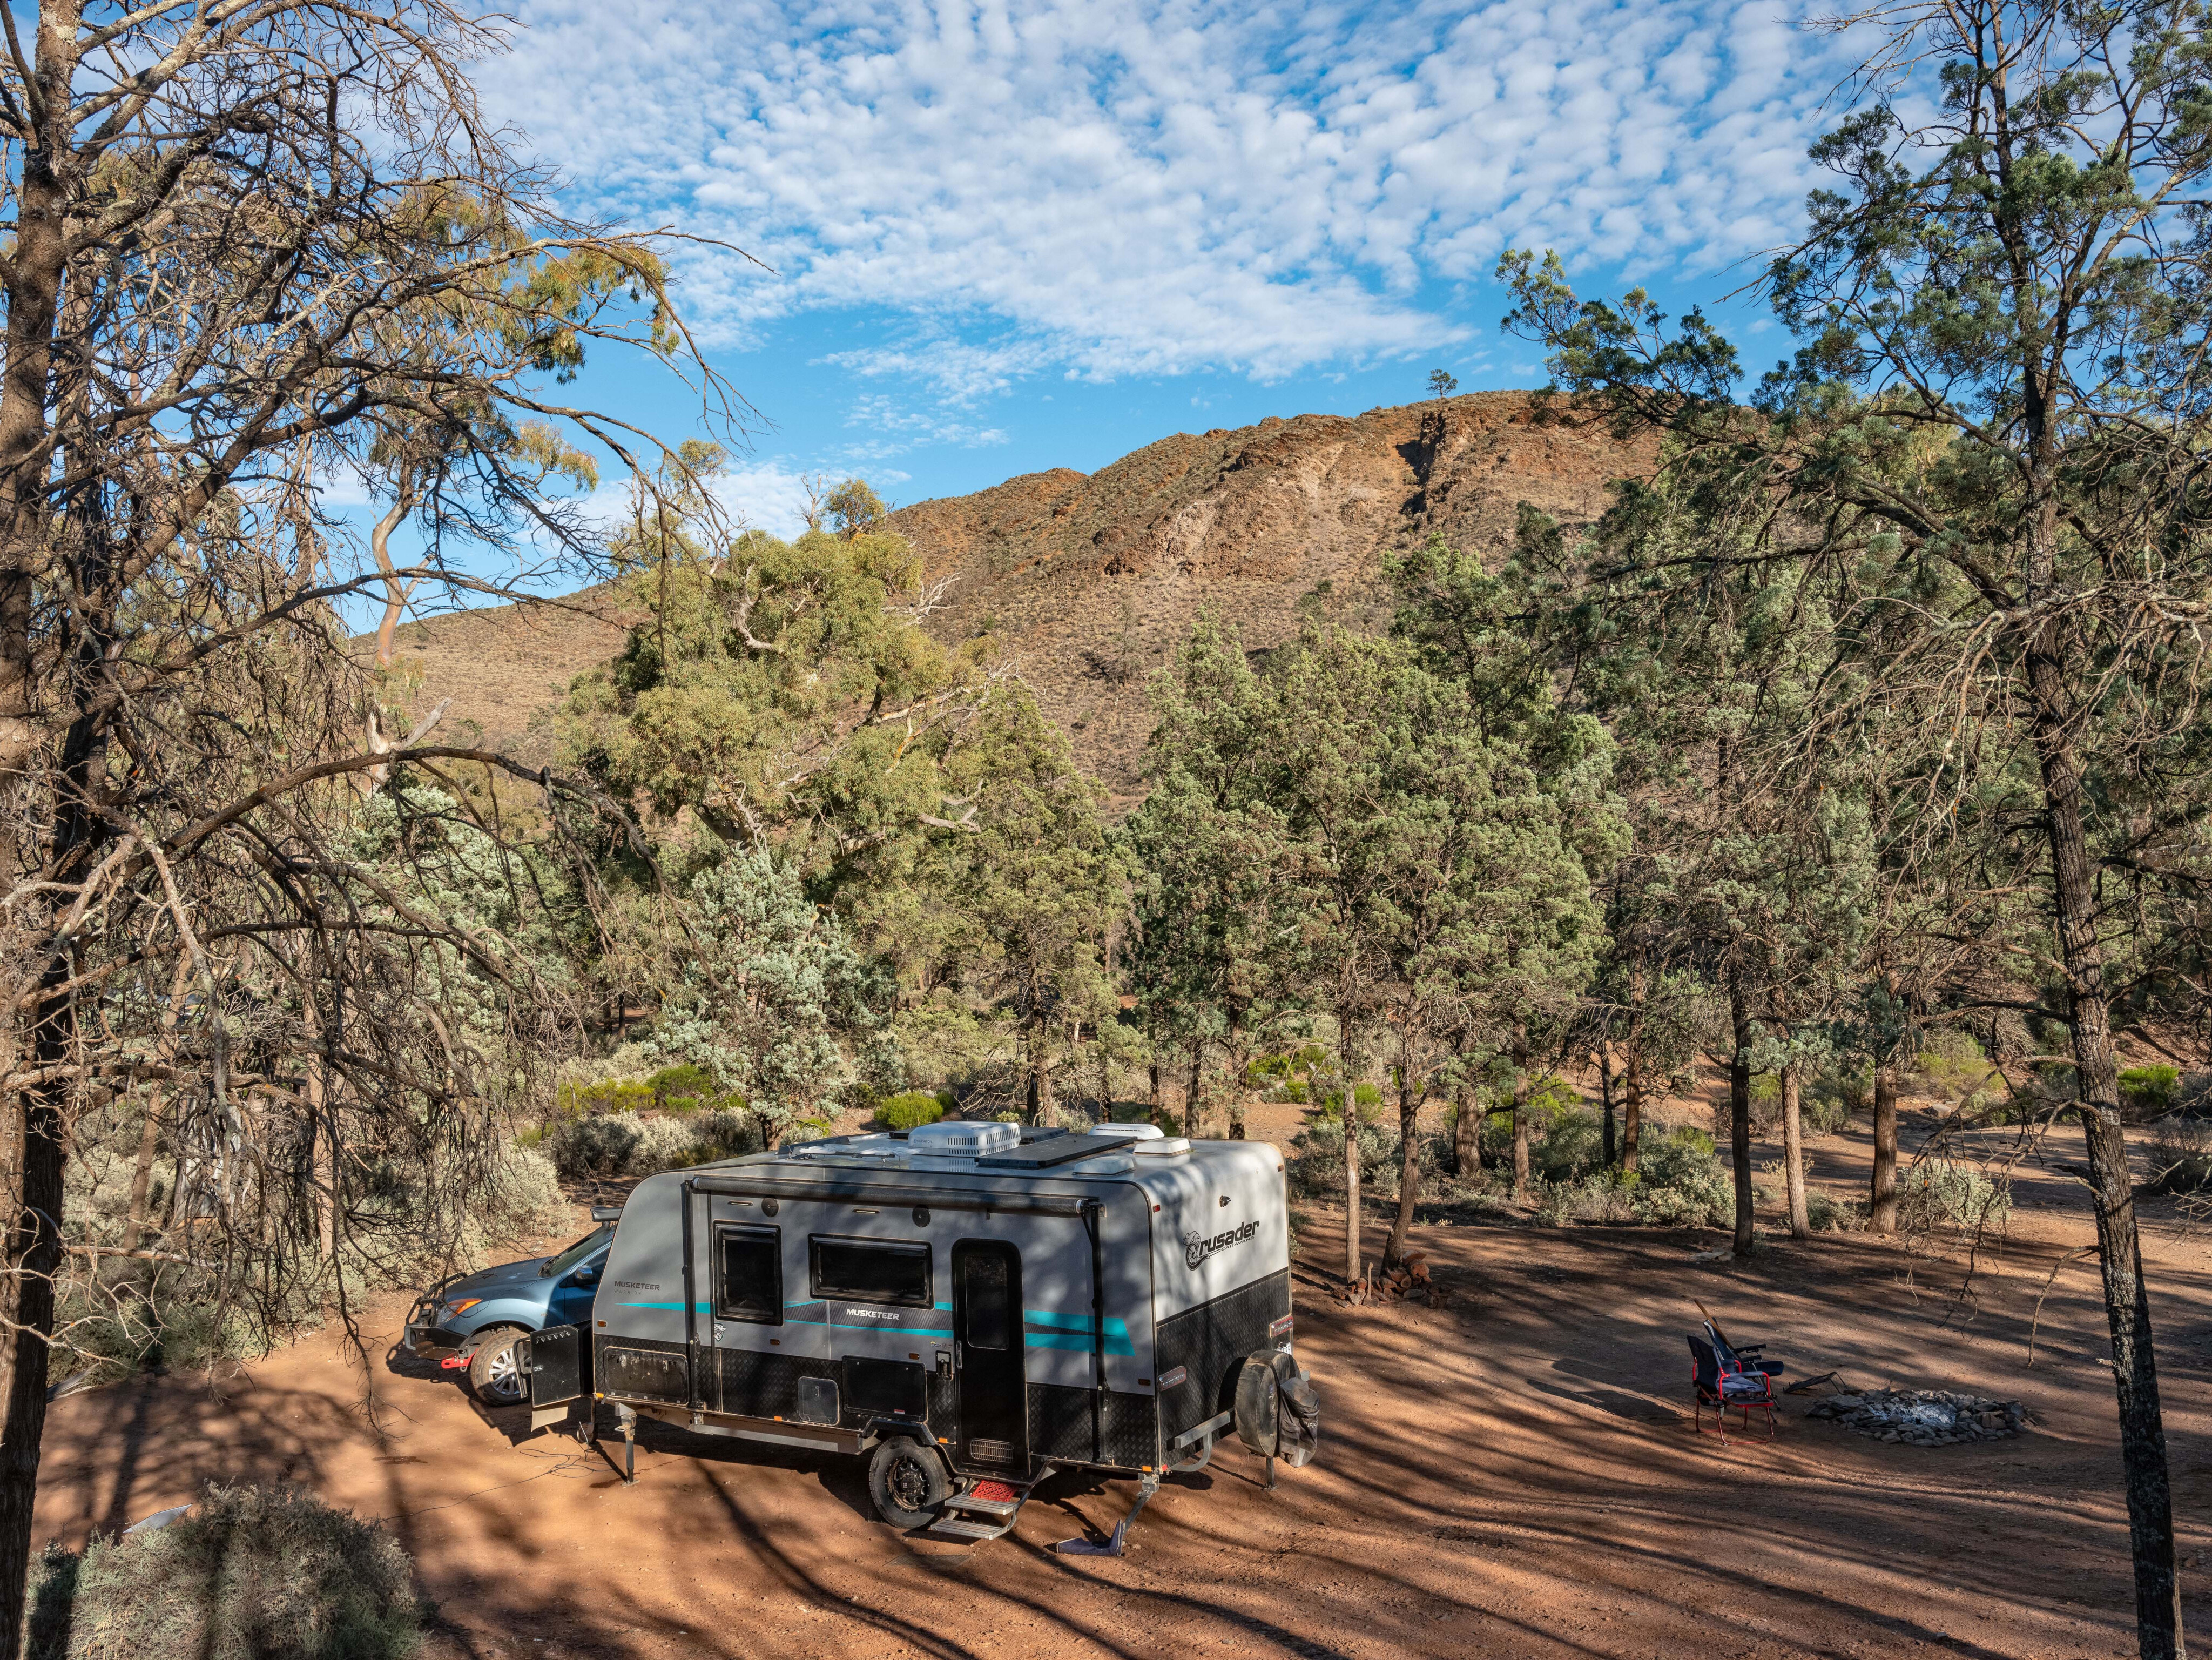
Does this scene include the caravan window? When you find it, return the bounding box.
[714,1225,783,1325]
[810,1237,932,1308]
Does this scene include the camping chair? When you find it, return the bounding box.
[1688,1328,1779,1442]
[1704,1320,1785,1386]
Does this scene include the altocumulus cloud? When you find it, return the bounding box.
[491,0,1854,389]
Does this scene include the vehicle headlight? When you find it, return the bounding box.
[442,1298,482,1318]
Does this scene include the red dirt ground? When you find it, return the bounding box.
[33,1102,2212,1660]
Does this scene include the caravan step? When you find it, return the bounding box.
[926,1515,1015,1542]
[943,1479,1027,1520]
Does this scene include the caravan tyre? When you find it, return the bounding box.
[867,1437,950,1530]
[468,1329,527,1407]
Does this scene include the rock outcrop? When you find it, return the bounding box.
[889,392,1653,803]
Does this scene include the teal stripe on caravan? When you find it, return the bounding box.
[1025,1329,1137,1357]
[1022,1309,1131,1338]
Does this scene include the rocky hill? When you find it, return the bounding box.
[892,392,1651,802]
[376,392,1651,797]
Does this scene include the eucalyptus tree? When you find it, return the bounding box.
[1122,616,1301,1142]
[916,684,1127,1121]
[1223,620,1606,1267]
[1384,525,1626,1204]
[1503,0,2212,1642]
[0,0,717,1642]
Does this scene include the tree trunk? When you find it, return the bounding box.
[120,1089,166,1258]
[1148,1060,1162,1130]
[1782,1060,1810,1241]
[1225,1019,1248,1141]
[1599,1046,1617,1168]
[1452,1082,1479,1177]
[1339,1025,1363,1285]
[1509,1076,1531,1204]
[1871,1070,1899,1234]
[1622,958,1647,1177]
[1728,973,1754,1254]
[369,480,416,671]
[1185,1047,1203,1140]
[1623,1049,1644,1176]
[2031,651,2183,1656]
[1385,1047,1422,1268]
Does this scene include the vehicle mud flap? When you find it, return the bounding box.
[1233,1350,1320,1471]
[520,1323,583,1432]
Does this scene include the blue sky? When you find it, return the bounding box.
[454,0,1859,546]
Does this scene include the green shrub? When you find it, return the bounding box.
[26,1483,426,1660]
[2121,1065,2182,1118]
[1288,1117,1404,1200]
[1805,1189,1862,1232]
[2146,1117,2212,1193]
[481,1147,570,1239]
[1898,1160,2011,1235]
[546,1109,759,1180]
[1913,1030,1998,1102]
[1318,1081,1383,1121]
[645,1063,717,1104]
[876,1091,947,1132]
[556,1077,654,1116]
[1632,1128,1736,1227]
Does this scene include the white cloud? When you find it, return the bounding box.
[491,0,1860,384]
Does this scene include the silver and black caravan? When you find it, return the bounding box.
[516,1119,1321,1549]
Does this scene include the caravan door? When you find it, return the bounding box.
[951,1240,1026,1470]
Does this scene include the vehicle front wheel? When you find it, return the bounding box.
[467,1328,527,1407]
[867,1437,950,1529]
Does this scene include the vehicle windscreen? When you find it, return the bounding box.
[540,1223,612,1279]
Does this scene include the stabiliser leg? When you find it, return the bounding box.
[614,1402,637,1485]
[1054,1472,1161,1557]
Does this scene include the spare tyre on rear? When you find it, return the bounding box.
[1233,1349,1321,1467]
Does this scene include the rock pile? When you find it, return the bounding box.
[1807,1389,2025,1446]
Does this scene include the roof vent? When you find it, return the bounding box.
[906,1120,1021,1157]
[1089,1123,1164,1142]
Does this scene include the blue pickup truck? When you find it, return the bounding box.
[404,1207,619,1404]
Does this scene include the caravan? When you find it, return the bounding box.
[518,1119,1320,1547]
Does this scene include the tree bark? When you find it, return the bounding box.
[120,1090,166,1258]
[1623,1049,1644,1177]
[1871,1070,1899,1235]
[1339,1023,1363,1286]
[1510,1074,1531,1204]
[1185,1047,1203,1140]
[1452,1082,1479,1177]
[1148,1060,1163,1130]
[2031,653,2183,1656]
[1599,1046,1617,1168]
[1385,1045,1422,1268]
[1728,972,1754,1254]
[1782,1060,1810,1240]
[1622,958,1647,1177]
[369,478,417,671]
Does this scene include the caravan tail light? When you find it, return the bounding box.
[1158,1367,1188,1389]
[1269,1314,1293,1340]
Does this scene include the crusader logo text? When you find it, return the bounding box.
[1184,1218,1260,1271]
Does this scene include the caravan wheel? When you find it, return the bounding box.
[867,1438,950,1530]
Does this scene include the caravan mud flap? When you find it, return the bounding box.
[520,1323,583,1432]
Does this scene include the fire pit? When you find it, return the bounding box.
[1806,1389,2025,1446]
